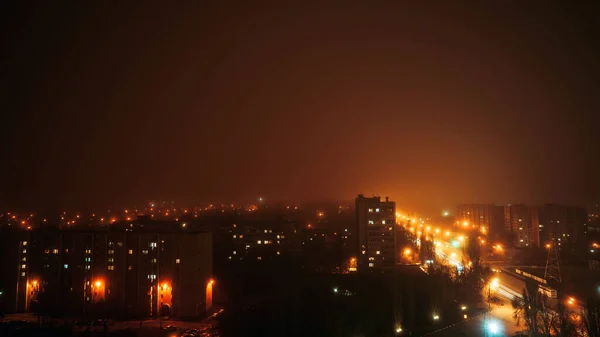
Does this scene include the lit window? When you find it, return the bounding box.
[108,257,114,263]
[21,272,26,277]
[257,257,262,260]
[85,257,91,262]
[175,258,180,264]
[64,249,69,253]
[44,249,50,254]
[85,249,91,254]
[53,249,58,254]
[117,242,123,247]
[264,230,267,233]
[150,242,157,248]
[152,258,157,263]
[376,251,381,255]
[233,251,236,255]
[22,257,26,261]
[233,235,237,238]
[63,264,68,269]
[128,265,132,270]
[239,235,244,238]
[277,235,280,239]
[108,250,114,255]
[277,251,280,255]
[257,240,262,244]
[361,250,366,254]
[369,263,374,267]
[368,208,373,212]
[142,250,148,255]
[128,249,133,255]
[375,208,380,212]
[368,220,374,225]
[228,256,232,260]
[86,265,90,270]
[22,241,27,246]
[108,266,114,270]
[22,249,27,254]
[369,257,374,261]
[382,220,386,224]
[21,264,26,269]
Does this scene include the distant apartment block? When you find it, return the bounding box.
[355,195,396,272]
[455,204,504,236]
[538,203,587,248]
[0,221,212,318]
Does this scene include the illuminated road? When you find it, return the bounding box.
[428,303,523,337]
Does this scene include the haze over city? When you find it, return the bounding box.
[3,2,600,337]
[2,2,599,212]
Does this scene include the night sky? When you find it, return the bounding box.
[1,2,599,211]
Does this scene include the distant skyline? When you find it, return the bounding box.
[2,2,599,211]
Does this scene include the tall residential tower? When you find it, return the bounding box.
[355,194,396,272]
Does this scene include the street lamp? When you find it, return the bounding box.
[486,320,501,335]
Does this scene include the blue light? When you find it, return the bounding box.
[486,320,501,335]
[452,240,460,248]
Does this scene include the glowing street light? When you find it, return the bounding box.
[490,278,499,290]
[433,314,440,321]
[486,320,501,335]
[461,305,467,311]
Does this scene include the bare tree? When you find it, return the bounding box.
[584,298,600,337]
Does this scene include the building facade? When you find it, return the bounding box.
[0,222,212,319]
[538,204,587,248]
[504,204,540,247]
[355,195,396,272]
[455,204,504,237]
